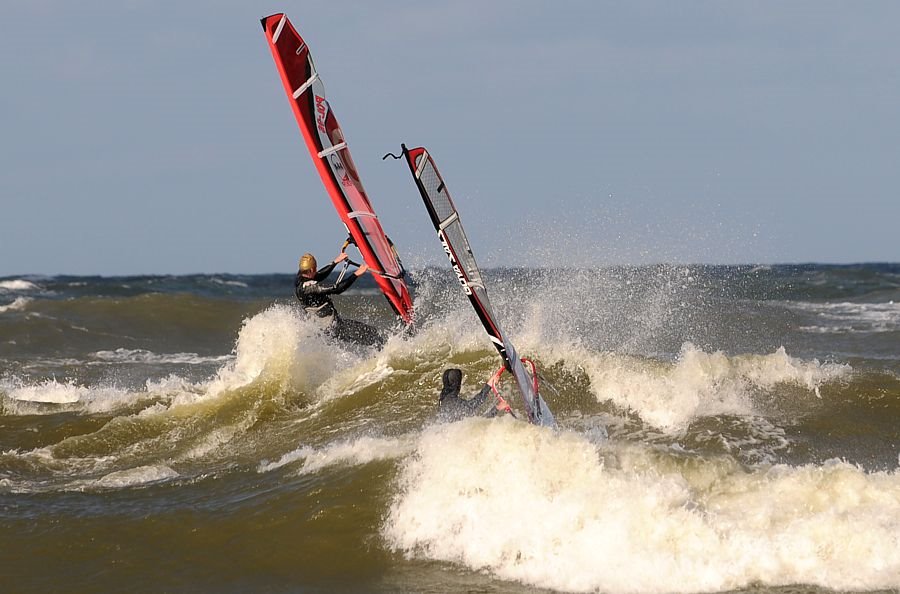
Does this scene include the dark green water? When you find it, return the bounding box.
[1,265,899,593]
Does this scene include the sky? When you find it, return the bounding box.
[1,1,898,276]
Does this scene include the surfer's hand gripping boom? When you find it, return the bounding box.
[339,238,362,267]
[488,367,515,417]
[339,236,403,282]
[334,239,360,284]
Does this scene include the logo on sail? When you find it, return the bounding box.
[315,95,328,133]
[439,232,471,295]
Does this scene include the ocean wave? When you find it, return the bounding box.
[91,348,233,366]
[0,377,141,414]
[0,304,385,417]
[538,342,849,432]
[142,303,854,434]
[199,304,363,403]
[211,277,249,288]
[88,464,180,490]
[0,299,853,437]
[0,296,31,313]
[258,434,415,474]
[3,378,89,404]
[0,279,38,292]
[789,300,900,334]
[385,418,900,593]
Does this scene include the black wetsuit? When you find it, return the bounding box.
[437,368,493,422]
[294,263,385,348]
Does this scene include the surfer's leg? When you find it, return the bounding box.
[331,317,386,348]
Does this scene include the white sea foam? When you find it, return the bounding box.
[142,374,196,396]
[259,434,414,474]
[412,269,852,434]
[377,304,493,368]
[0,279,38,291]
[5,378,89,404]
[200,302,445,405]
[211,277,248,288]
[197,304,356,403]
[91,348,233,366]
[385,419,900,593]
[91,465,179,489]
[19,357,84,369]
[324,361,396,398]
[0,296,31,313]
[0,377,138,414]
[1,304,389,418]
[541,342,848,432]
[791,300,900,333]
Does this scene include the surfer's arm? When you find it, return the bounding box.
[468,384,492,411]
[314,253,349,281]
[314,261,338,282]
[332,272,359,294]
[303,274,358,297]
[302,261,365,297]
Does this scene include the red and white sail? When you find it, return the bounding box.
[261,13,414,324]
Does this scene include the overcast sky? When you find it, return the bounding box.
[1,1,897,276]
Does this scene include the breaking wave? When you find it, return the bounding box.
[385,418,900,593]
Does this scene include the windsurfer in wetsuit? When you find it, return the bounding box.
[437,368,495,422]
[295,252,386,348]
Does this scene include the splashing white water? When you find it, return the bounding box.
[539,342,849,432]
[0,377,133,414]
[791,300,900,334]
[91,348,233,365]
[0,296,32,313]
[259,434,415,474]
[0,279,38,291]
[385,418,900,593]
[198,304,359,403]
[91,465,179,490]
[4,378,87,403]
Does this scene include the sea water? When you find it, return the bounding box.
[1,265,898,593]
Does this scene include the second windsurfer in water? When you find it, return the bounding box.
[295,252,386,348]
[437,368,495,422]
